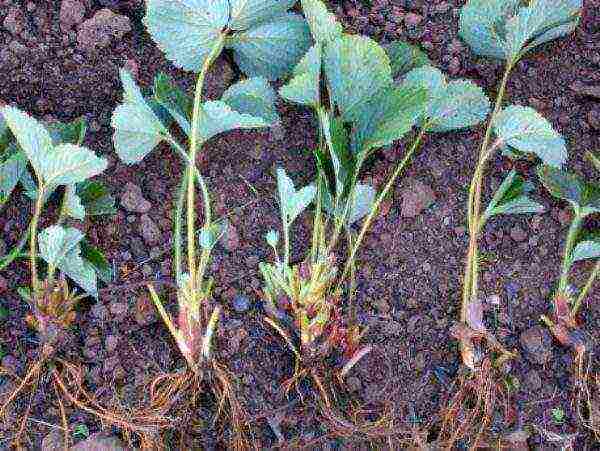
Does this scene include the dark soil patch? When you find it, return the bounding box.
[0,0,599,449]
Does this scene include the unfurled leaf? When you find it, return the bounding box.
[196,100,269,143]
[64,185,85,220]
[39,144,107,186]
[279,44,322,106]
[46,117,87,146]
[1,106,53,178]
[346,184,376,225]
[494,106,566,167]
[81,242,113,284]
[59,245,98,297]
[384,41,431,78]
[76,181,116,216]
[112,69,167,164]
[227,13,312,80]
[222,77,279,124]
[301,0,342,43]
[459,0,582,62]
[352,84,428,154]
[571,240,600,263]
[324,34,393,122]
[153,72,193,135]
[0,149,26,204]
[228,0,295,30]
[401,66,490,132]
[38,225,85,267]
[144,0,229,72]
[482,170,545,222]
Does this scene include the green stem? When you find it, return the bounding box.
[461,63,512,323]
[173,171,187,282]
[187,35,225,291]
[339,128,426,283]
[572,260,600,316]
[0,225,31,272]
[30,186,45,295]
[559,213,583,293]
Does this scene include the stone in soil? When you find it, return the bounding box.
[69,433,126,451]
[77,9,131,50]
[400,179,435,218]
[519,326,552,365]
[120,182,151,213]
[139,214,161,246]
[134,295,158,326]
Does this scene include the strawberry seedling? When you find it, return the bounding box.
[439,0,583,447]
[109,0,311,446]
[537,161,600,438]
[0,107,114,448]
[259,0,491,438]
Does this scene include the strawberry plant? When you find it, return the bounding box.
[0,106,112,447]
[259,0,490,433]
[109,0,310,446]
[439,0,583,447]
[537,161,600,438]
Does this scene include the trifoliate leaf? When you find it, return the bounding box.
[144,0,229,72]
[228,0,295,30]
[81,241,113,284]
[46,117,87,146]
[59,245,98,297]
[384,41,431,78]
[279,44,322,106]
[112,69,167,164]
[494,106,566,168]
[352,84,428,154]
[76,181,116,216]
[301,0,343,43]
[227,13,312,80]
[196,100,269,143]
[1,106,53,179]
[153,72,193,135]
[324,34,393,123]
[459,0,582,62]
[38,225,85,267]
[0,149,26,204]
[222,77,279,124]
[39,144,107,186]
[347,184,376,225]
[65,185,86,220]
[571,240,600,263]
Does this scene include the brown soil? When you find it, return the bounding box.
[0,0,599,449]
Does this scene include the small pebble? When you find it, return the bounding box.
[232,294,251,313]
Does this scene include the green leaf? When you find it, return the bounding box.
[144,0,229,72]
[153,72,193,135]
[228,0,295,30]
[64,185,86,220]
[112,69,167,164]
[384,41,431,78]
[279,44,322,107]
[39,144,107,186]
[347,184,376,225]
[81,241,113,284]
[324,34,393,123]
[38,225,85,267]
[571,240,600,263]
[459,0,582,62]
[537,165,584,207]
[1,106,54,179]
[227,13,312,80]
[265,229,279,248]
[76,181,116,216]
[483,170,545,221]
[0,149,27,204]
[301,0,343,43]
[46,117,87,146]
[196,100,270,143]
[276,167,316,224]
[59,245,98,297]
[494,106,566,167]
[222,77,280,124]
[199,220,227,250]
[352,84,428,154]
[321,111,352,198]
